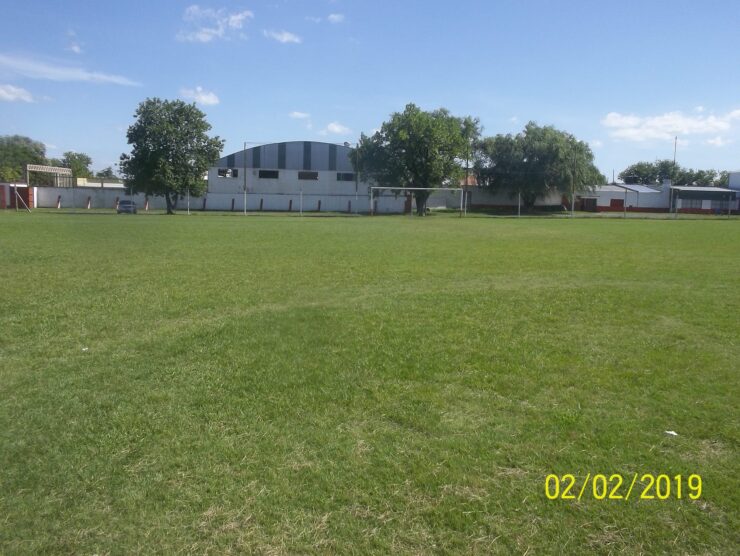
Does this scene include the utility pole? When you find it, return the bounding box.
[571,151,576,218]
[673,136,678,169]
[243,141,247,215]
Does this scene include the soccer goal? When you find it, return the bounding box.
[369,187,466,216]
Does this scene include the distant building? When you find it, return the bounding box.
[207,141,462,213]
[729,171,740,191]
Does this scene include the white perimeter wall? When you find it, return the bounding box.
[591,186,669,209]
[35,187,169,210]
[32,185,405,213]
[468,188,563,207]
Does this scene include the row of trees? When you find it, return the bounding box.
[0,135,118,184]
[353,104,606,214]
[618,160,729,187]
[4,99,732,215]
[117,100,601,216]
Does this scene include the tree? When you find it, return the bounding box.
[119,98,224,214]
[716,171,730,187]
[619,161,658,185]
[474,122,604,208]
[0,135,46,183]
[61,151,93,178]
[95,166,118,180]
[619,160,729,186]
[352,103,475,215]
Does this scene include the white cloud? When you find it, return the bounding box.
[66,30,83,54]
[508,116,519,124]
[694,105,705,113]
[180,85,219,105]
[706,136,732,147]
[0,53,140,86]
[263,29,302,44]
[177,5,254,43]
[328,13,345,23]
[0,84,33,102]
[319,121,351,136]
[289,111,310,119]
[590,139,603,148]
[601,109,740,142]
[305,16,322,23]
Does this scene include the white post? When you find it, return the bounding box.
[623,186,627,219]
[243,141,247,215]
[518,191,521,217]
[459,187,464,217]
[187,188,191,215]
[300,187,303,216]
[571,185,575,218]
[370,188,373,216]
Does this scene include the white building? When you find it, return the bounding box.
[208,141,471,214]
[581,180,737,213]
[209,141,408,213]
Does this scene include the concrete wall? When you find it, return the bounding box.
[31,185,388,213]
[591,184,669,210]
[34,187,169,210]
[209,168,370,196]
[467,188,563,209]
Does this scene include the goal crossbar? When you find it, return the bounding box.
[369,186,466,216]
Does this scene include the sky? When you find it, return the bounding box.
[1,0,739,179]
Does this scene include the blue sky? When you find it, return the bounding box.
[1,0,739,178]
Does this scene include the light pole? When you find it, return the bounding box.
[243,141,247,215]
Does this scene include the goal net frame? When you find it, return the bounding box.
[369,186,466,217]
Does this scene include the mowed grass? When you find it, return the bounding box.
[0,211,738,554]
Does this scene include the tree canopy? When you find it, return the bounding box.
[0,135,46,183]
[95,166,118,180]
[119,98,224,214]
[352,103,478,214]
[619,160,729,186]
[62,152,93,178]
[474,122,605,207]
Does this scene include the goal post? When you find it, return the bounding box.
[369,187,465,217]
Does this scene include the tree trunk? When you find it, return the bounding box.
[414,191,430,216]
[164,190,178,214]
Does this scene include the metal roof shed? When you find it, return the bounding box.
[670,186,737,200]
[670,186,736,217]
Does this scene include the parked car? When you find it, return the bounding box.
[117,200,137,214]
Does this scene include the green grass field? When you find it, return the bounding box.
[1,211,738,554]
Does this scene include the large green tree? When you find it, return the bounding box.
[475,122,604,208]
[618,161,658,185]
[619,160,728,186]
[95,166,118,180]
[120,98,224,214]
[61,151,93,178]
[352,103,476,215]
[0,135,46,183]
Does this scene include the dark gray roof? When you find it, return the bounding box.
[216,141,354,173]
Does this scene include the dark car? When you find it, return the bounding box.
[117,200,137,214]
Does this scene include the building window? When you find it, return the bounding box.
[337,172,355,182]
[258,170,279,179]
[298,171,319,180]
[217,168,238,178]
